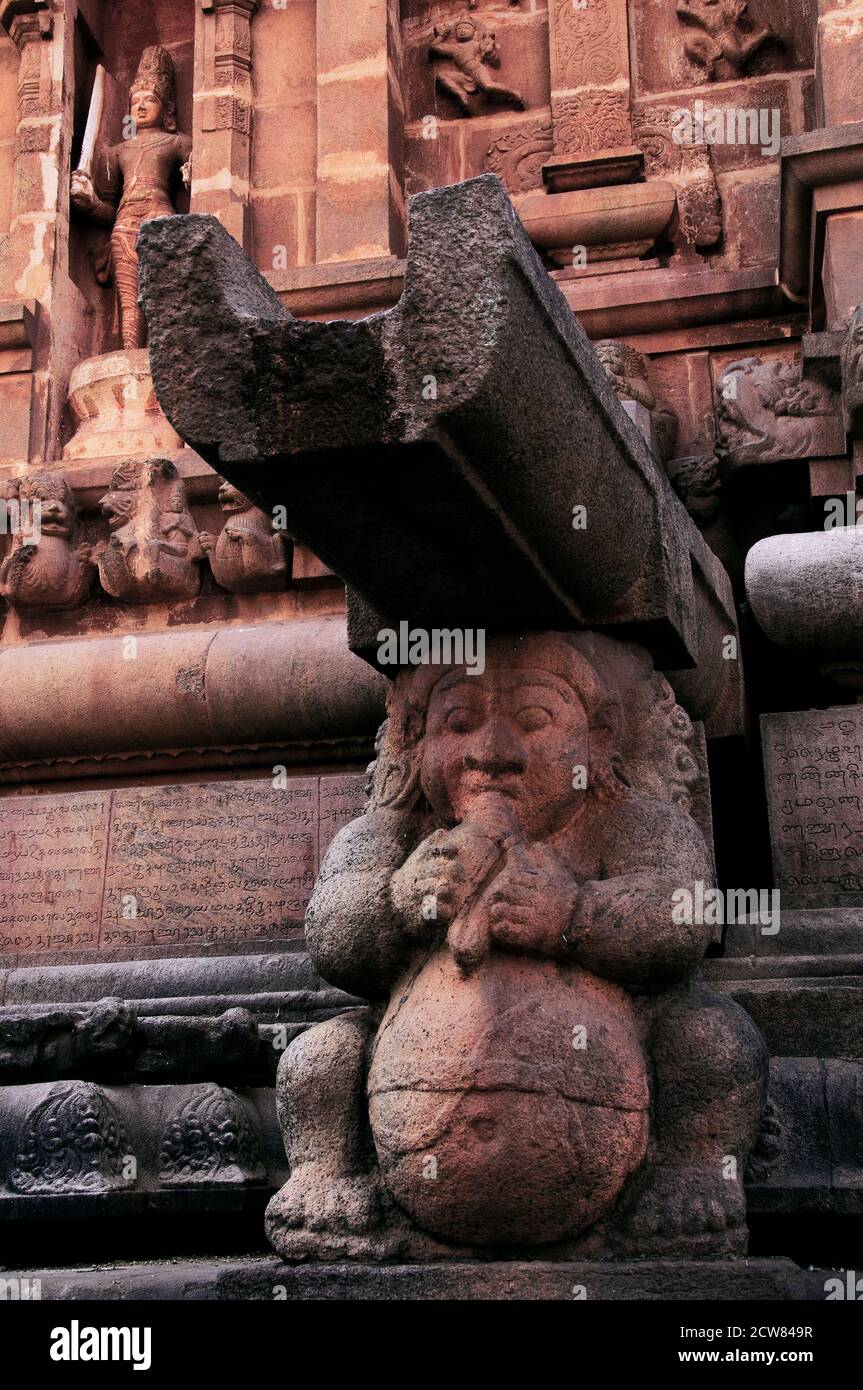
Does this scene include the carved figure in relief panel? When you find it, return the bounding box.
[209,480,289,594]
[595,342,679,463]
[676,0,777,82]
[0,472,95,611]
[70,47,192,350]
[97,458,211,603]
[716,357,841,467]
[266,634,767,1261]
[429,13,525,116]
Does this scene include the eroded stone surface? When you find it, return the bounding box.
[265,633,767,1260]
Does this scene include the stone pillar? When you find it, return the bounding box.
[815,0,863,127]
[191,0,259,251]
[314,0,405,264]
[1,0,58,300]
[547,0,632,157]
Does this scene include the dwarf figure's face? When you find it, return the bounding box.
[419,662,590,839]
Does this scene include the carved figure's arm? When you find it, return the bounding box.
[304,808,426,1000]
[566,798,715,991]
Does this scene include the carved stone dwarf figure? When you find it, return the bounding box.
[0,472,95,610]
[70,47,192,350]
[429,13,525,116]
[208,480,289,594]
[266,633,767,1261]
[97,458,210,603]
[676,0,776,81]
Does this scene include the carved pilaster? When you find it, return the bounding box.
[547,0,632,158]
[193,0,260,249]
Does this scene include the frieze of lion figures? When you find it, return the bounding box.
[0,464,297,612]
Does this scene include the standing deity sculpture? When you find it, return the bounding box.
[70,47,192,351]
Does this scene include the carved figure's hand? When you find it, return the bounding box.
[70,171,97,212]
[197,531,214,554]
[390,829,472,936]
[76,543,94,565]
[484,841,580,957]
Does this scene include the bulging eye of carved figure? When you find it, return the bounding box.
[444,703,482,735]
[514,704,553,733]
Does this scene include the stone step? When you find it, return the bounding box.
[0,1254,821,1301]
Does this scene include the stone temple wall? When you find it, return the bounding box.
[0,0,860,1297]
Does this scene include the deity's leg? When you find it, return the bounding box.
[112,225,146,351]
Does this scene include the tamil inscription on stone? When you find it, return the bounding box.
[0,792,110,953]
[0,773,366,953]
[762,707,863,907]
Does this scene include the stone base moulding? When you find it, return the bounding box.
[0,1255,827,1301]
[0,617,386,768]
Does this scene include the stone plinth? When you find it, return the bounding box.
[0,618,385,772]
[63,351,184,465]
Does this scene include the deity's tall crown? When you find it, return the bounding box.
[129,45,176,109]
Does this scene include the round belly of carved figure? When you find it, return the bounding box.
[368,949,649,1247]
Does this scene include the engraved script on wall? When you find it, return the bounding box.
[0,774,367,953]
[762,708,863,908]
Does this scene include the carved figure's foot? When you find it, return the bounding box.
[265,1167,393,1260]
[265,1167,464,1262]
[615,1163,747,1257]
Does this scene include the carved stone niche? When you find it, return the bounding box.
[0,470,96,610]
[715,355,846,472]
[63,350,184,466]
[209,479,290,594]
[428,9,525,117]
[264,633,767,1262]
[96,457,210,603]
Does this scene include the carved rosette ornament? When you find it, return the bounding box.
[428,11,525,116]
[96,458,211,603]
[11,1083,129,1194]
[159,1085,265,1186]
[0,471,95,610]
[484,122,554,195]
[265,634,767,1261]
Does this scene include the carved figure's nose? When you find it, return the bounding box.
[463,719,524,774]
